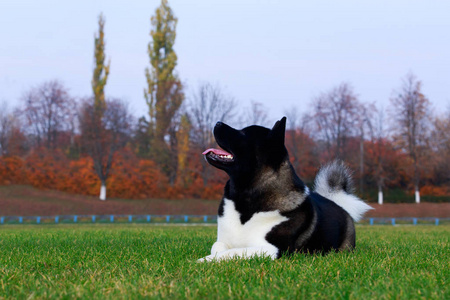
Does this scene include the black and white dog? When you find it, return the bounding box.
[199,117,372,261]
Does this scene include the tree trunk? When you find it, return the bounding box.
[359,136,364,194]
[413,151,420,204]
[378,185,383,205]
[100,180,107,201]
[201,158,209,186]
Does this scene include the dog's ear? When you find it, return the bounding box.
[268,117,286,146]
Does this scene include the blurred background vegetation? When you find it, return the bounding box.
[0,0,448,203]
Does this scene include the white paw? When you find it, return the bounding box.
[211,241,229,255]
[196,254,216,263]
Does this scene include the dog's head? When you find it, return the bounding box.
[203,117,288,180]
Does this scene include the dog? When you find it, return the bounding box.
[198,117,372,261]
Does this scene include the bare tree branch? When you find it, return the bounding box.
[188,82,237,185]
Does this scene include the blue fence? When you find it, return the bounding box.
[0,214,218,225]
[0,215,449,225]
[363,217,448,226]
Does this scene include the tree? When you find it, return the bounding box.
[0,101,15,156]
[134,116,151,157]
[80,98,133,200]
[367,106,389,204]
[429,107,450,190]
[92,13,110,119]
[312,83,362,160]
[188,82,237,185]
[144,0,184,181]
[283,107,317,181]
[389,73,431,203]
[81,13,118,201]
[241,101,269,127]
[356,103,374,195]
[0,102,28,157]
[21,81,75,149]
[175,114,191,187]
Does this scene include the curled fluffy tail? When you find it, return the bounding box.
[314,160,373,222]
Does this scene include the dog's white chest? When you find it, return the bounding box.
[216,199,288,249]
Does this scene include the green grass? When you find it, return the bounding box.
[1,225,449,299]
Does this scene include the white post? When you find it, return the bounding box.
[100,184,107,201]
[415,189,420,204]
[378,190,383,205]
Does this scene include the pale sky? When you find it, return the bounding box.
[1,0,449,125]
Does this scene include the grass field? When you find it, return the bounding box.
[1,225,449,299]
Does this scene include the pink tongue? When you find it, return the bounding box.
[202,148,232,156]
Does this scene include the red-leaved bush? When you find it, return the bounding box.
[2,145,448,200]
[0,156,24,185]
[3,147,224,199]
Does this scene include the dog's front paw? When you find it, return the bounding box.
[197,254,216,263]
[211,241,229,255]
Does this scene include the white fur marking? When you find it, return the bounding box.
[304,186,310,195]
[314,168,373,222]
[317,190,373,222]
[198,199,287,262]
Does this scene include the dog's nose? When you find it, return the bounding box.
[215,122,224,128]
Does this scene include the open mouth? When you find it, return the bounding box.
[202,148,234,164]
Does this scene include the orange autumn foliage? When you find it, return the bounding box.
[107,149,168,198]
[25,148,69,190]
[0,156,25,185]
[18,147,173,198]
[66,157,100,195]
[420,185,450,197]
[4,142,447,200]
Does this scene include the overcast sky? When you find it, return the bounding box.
[1,0,449,125]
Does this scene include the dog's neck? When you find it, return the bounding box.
[224,160,308,214]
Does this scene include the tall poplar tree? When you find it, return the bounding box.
[83,13,112,201]
[144,0,184,182]
[176,114,191,187]
[92,13,110,118]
